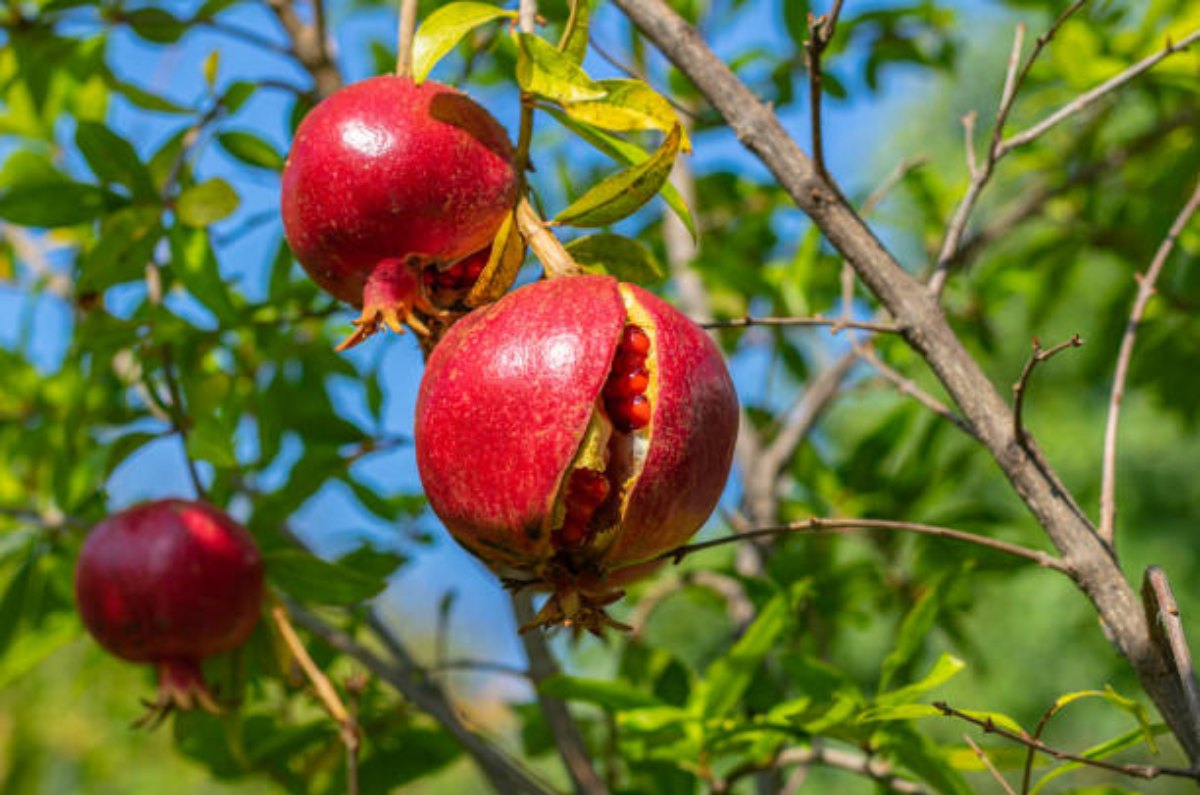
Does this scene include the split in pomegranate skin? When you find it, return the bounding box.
[414,275,739,634]
[281,75,518,349]
[74,499,264,723]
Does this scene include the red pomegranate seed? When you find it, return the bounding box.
[620,325,650,356]
[604,368,649,399]
[608,394,651,431]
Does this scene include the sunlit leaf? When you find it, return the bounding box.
[217,130,285,171]
[554,124,683,227]
[264,549,389,605]
[565,233,667,285]
[411,2,516,83]
[175,178,240,227]
[564,79,691,150]
[516,32,606,103]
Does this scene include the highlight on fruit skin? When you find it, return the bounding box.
[281,75,518,350]
[73,499,264,726]
[414,275,740,634]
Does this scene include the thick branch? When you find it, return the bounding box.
[610,0,1200,761]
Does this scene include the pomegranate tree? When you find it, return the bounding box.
[415,276,739,632]
[74,499,264,720]
[281,75,518,349]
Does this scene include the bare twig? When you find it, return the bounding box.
[262,0,341,99]
[512,593,610,795]
[961,110,979,179]
[856,344,977,438]
[158,347,207,500]
[636,516,1070,573]
[702,315,901,334]
[803,0,846,178]
[1142,567,1200,752]
[1099,177,1200,542]
[1000,27,1200,155]
[862,156,929,216]
[963,734,1018,795]
[1011,334,1084,448]
[930,3,1091,295]
[629,571,755,638]
[395,0,418,78]
[518,0,537,34]
[286,601,556,795]
[270,603,360,794]
[934,701,1199,783]
[759,745,928,794]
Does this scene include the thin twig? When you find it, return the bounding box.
[929,4,1093,295]
[287,601,556,795]
[856,344,978,438]
[862,156,929,216]
[1099,177,1200,542]
[803,0,846,179]
[702,315,902,334]
[961,110,979,178]
[934,701,1199,782]
[512,593,610,795]
[431,659,532,679]
[1000,27,1200,155]
[395,0,418,77]
[270,603,360,794]
[963,734,1018,795]
[1011,334,1084,448]
[635,516,1070,573]
[195,19,292,55]
[750,745,928,794]
[159,347,207,500]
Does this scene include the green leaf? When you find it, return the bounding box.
[859,703,1025,735]
[559,0,591,65]
[186,411,238,468]
[0,543,41,659]
[78,206,162,292]
[0,181,116,227]
[411,2,516,83]
[358,727,463,790]
[168,225,239,325]
[222,81,257,113]
[876,654,965,707]
[564,79,690,149]
[217,130,284,171]
[547,108,695,238]
[107,75,193,114]
[565,233,666,285]
[516,32,606,104]
[202,50,220,88]
[539,675,665,711]
[1040,685,1158,754]
[75,121,156,198]
[0,612,79,690]
[879,583,940,692]
[698,585,801,719]
[175,178,240,227]
[264,549,389,606]
[125,8,187,43]
[555,124,683,227]
[105,431,161,476]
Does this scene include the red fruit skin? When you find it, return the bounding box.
[414,275,739,587]
[75,500,263,665]
[281,76,517,306]
[415,276,626,568]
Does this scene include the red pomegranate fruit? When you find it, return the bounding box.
[415,275,739,633]
[74,499,264,721]
[281,75,518,349]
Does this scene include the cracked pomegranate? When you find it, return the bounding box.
[281,75,517,349]
[74,499,263,721]
[415,275,739,632]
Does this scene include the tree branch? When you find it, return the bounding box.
[637,516,1070,573]
[512,593,610,795]
[1099,177,1200,542]
[934,700,1198,783]
[285,601,556,795]
[262,0,341,99]
[702,315,901,334]
[609,0,1200,760]
[1011,334,1084,449]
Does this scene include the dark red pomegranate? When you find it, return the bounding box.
[414,275,739,633]
[74,499,264,719]
[281,75,518,349]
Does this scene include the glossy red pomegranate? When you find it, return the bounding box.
[281,75,518,349]
[415,275,739,632]
[75,499,263,720]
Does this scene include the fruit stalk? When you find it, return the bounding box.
[515,198,579,279]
